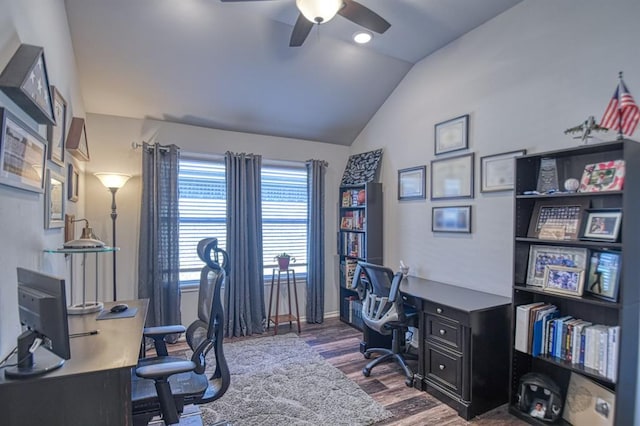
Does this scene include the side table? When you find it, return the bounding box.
[267,268,301,334]
[44,246,119,315]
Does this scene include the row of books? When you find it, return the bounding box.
[341,189,365,207]
[340,210,365,230]
[341,232,365,258]
[341,259,358,288]
[343,296,364,329]
[515,302,619,381]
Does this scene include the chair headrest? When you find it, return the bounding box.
[197,238,229,273]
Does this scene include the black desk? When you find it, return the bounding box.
[398,277,511,420]
[0,299,148,426]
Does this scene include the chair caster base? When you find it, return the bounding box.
[362,367,371,377]
[405,377,414,387]
[363,352,372,359]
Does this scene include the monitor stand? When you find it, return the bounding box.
[4,331,64,379]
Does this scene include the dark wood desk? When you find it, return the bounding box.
[399,277,511,420]
[0,299,148,426]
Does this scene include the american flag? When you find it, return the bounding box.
[600,77,640,136]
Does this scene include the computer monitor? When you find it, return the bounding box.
[4,268,71,379]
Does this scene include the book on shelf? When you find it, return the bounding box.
[342,232,365,258]
[340,210,365,230]
[514,302,545,353]
[341,189,366,207]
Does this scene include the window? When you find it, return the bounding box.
[178,157,308,286]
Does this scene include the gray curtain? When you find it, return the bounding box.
[224,152,266,337]
[305,159,327,323]
[138,143,181,339]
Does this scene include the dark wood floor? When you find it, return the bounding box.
[215,317,528,426]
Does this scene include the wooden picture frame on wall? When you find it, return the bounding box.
[67,162,79,202]
[0,44,55,125]
[47,86,67,166]
[66,117,90,161]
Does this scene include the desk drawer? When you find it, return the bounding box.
[425,315,461,350]
[423,301,468,326]
[425,342,465,398]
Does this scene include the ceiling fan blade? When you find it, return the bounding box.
[290,13,314,47]
[338,0,390,34]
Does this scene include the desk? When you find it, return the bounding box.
[394,277,511,420]
[0,299,148,426]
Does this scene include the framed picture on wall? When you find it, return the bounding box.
[434,114,468,155]
[432,205,472,233]
[67,162,79,202]
[480,149,526,192]
[47,86,67,166]
[66,117,90,161]
[45,168,65,229]
[398,165,426,200]
[430,153,474,200]
[0,107,47,193]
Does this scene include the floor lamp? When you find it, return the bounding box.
[95,172,131,301]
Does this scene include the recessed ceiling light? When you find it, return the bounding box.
[353,31,372,44]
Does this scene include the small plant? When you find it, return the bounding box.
[274,252,296,270]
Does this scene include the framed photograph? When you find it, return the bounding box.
[431,153,474,200]
[67,162,79,202]
[526,245,587,287]
[480,149,526,192]
[581,209,622,242]
[66,117,90,161]
[398,165,426,200]
[563,372,615,426]
[527,198,590,240]
[434,114,468,155]
[0,44,55,125]
[578,160,625,193]
[46,86,67,166]
[586,250,621,302]
[542,265,585,296]
[432,205,471,233]
[45,169,65,229]
[0,108,47,193]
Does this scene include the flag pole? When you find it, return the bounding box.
[617,71,624,140]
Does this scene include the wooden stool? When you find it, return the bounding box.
[267,268,301,334]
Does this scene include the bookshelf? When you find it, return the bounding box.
[508,140,640,425]
[338,182,383,339]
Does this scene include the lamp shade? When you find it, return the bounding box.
[296,0,342,24]
[95,172,131,189]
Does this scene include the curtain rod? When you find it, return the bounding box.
[131,142,174,151]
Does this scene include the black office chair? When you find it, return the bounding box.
[131,238,231,425]
[352,261,417,387]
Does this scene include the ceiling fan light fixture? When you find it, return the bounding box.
[296,0,342,24]
[353,31,372,44]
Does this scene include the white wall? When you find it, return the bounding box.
[82,113,349,322]
[0,0,86,358]
[351,0,640,297]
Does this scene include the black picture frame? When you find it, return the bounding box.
[434,114,469,155]
[67,162,79,202]
[432,205,472,233]
[480,149,526,192]
[47,86,67,166]
[527,198,590,241]
[585,250,622,302]
[0,44,55,125]
[580,208,622,242]
[398,165,426,200]
[430,152,474,200]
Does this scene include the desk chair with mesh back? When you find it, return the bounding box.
[351,261,416,387]
[131,238,230,425]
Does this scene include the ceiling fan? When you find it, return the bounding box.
[220,0,391,47]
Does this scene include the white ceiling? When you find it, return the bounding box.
[64,0,523,146]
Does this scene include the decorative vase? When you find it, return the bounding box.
[277,256,290,270]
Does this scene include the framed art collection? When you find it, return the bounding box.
[0,107,47,193]
[432,205,471,233]
[430,153,474,200]
[47,86,67,166]
[480,150,526,192]
[45,169,65,229]
[0,44,55,125]
[434,114,468,155]
[526,245,588,287]
[398,165,426,200]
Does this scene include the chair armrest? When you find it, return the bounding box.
[143,325,186,337]
[136,360,196,380]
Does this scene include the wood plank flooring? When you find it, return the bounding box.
[170,317,528,425]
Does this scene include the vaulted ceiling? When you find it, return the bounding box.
[64,0,523,145]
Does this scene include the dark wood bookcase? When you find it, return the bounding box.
[508,140,639,425]
[337,182,386,350]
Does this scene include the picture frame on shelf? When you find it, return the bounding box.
[67,162,79,202]
[45,168,65,229]
[430,153,474,200]
[65,117,90,161]
[398,165,426,200]
[480,149,526,192]
[0,44,55,125]
[578,160,625,193]
[434,114,468,155]
[432,205,471,233]
[581,209,622,242]
[0,107,47,193]
[563,372,615,426]
[586,250,621,302]
[46,86,67,166]
[526,245,587,287]
[527,198,590,241]
[542,265,585,296]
